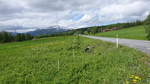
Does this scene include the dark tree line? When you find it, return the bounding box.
[0,32,33,43]
[145,14,150,40]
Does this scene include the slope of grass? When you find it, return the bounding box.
[96,25,147,40]
[0,36,149,84]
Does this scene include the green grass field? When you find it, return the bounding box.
[0,36,149,84]
[96,25,147,40]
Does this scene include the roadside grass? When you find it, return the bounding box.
[96,25,147,40]
[0,36,149,84]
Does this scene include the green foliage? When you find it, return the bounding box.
[0,32,14,43]
[15,33,33,41]
[83,31,89,35]
[86,27,98,35]
[15,34,23,41]
[144,15,150,40]
[35,33,69,39]
[0,32,33,43]
[72,35,81,50]
[25,34,34,40]
[0,36,149,83]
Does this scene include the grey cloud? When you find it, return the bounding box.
[99,0,150,22]
[28,0,105,12]
[0,0,150,31]
[0,0,25,15]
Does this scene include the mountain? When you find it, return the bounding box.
[27,26,68,36]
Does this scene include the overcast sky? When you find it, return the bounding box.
[0,0,150,32]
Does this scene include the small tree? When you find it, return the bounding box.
[0,32,14,43]
[25,34,33,40]
[84,31,89,35]
[21,34,26,41]
[145,15,150,40]
[15,34,22,41]
[90,27,98,35]
[0,32,4,42]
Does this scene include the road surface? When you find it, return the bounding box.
[81,35,150,55]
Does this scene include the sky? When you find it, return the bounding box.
[0,0,150,32]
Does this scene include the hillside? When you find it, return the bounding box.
[96,25,147,40]
[0,36,149,83]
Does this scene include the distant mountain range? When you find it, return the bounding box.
[27,26,68,36]
[0,25,69,36]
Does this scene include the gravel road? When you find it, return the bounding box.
[81,35,150,55]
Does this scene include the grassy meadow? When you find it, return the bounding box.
[96,25,147,40]
[0,36,149,84]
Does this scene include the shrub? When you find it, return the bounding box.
[0,32,14,43]
[145,15,150,40]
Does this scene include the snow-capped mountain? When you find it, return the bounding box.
[27,25,68,36]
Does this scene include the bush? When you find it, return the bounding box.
[0,32,14,43]
[15,33,33,42]
[145,15,150,40]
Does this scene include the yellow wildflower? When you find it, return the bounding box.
[135,76,141,80]
[132,79,137,83]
